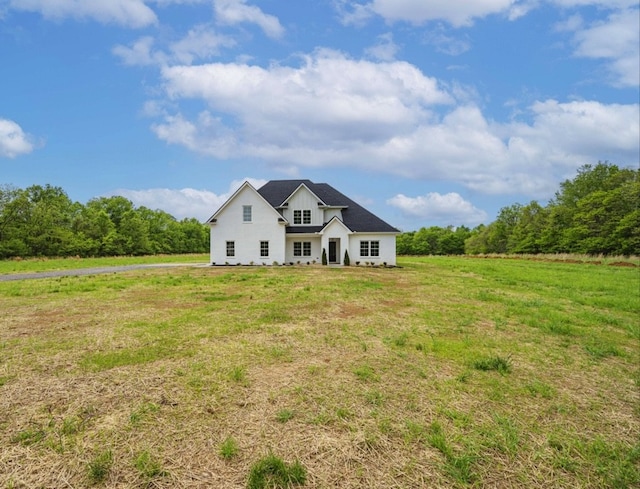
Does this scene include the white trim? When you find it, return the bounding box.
[280,183,326,208]
[207,181,288,225]
[319,215,353,234]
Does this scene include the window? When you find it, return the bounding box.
[243,205,252,222]
[360,241,380,257]
[226,241,235,257]
[360,241,369,257]
[370,240,380,257]
[260,241,269,257]
[293,209,311,225]
[293,241,312,257]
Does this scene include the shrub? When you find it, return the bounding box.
[344,249,350,266]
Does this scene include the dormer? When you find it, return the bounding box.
[279,183,331,226]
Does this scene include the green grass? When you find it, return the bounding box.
[87,450,113,484]
[133,450,167,479]
[219,436,239,459]
[0,253,208,274]
[0,256,638,488]
[247,454,307,489]
[472,354,512,374]
[276,409,295,423]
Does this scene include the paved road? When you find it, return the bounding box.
[0,263,210,282]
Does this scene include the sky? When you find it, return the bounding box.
[1,0,638,231]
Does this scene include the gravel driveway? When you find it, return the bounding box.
[0,263,210,282]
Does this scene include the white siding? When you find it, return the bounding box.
[349,233,397,266]
[320,219,351,265]
[210,185,286,265]
[281,186,323,226]
[323,208,343,222]
[285,237,322,264]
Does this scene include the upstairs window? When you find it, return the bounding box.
[293,209,311,225]
[243,205,252,222]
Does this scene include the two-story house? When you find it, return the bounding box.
[206,180,400,266]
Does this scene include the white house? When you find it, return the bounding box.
[206,180,400,266]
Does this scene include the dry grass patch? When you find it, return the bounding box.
[0,258,638,488]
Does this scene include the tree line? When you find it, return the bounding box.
[0,184,209,259]
[1,162,637,260]
[398,162,639,257]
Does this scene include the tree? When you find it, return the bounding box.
[20,185,76,256]
[176,218,209,253]
[487,204,522,253]
[396,231,415,255]
[0,185,29,258]
[465,224,490,254]
[439,226,469,255]
[119,210,151,255]
[539,162,638,254]
[509,201,547,254]
[137,207,178,254]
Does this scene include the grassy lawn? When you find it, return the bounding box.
[0,254,209,274]
[0,256,638,488]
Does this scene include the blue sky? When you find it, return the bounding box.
[1,0,638,231]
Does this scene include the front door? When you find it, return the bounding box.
[328,240,337,263]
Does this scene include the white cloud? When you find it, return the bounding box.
[150,0,207,5]
[159,49,452,147]
[169,24,236,64]
[213,0,284,39]
[337,2,373,26]
[494,100,640,192]
[113,26,236,67]
[423,28,471,56]
[554,13,583,32]
[151,50,638,200]
[113,36,163,66]
[7,0,157,28]
[340,0,638,31]
[387,192,488,226]
[0,118,34,158]
[571,8,639,87]
[113,178,267,221]
[152,111,238,157]
[341,0,519,27]
[365,32,399,61]
[549,0,637,8]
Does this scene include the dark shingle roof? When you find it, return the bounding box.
[257,180,399,233]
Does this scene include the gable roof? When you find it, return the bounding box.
[257,180,399,233]
[206,181,288,224]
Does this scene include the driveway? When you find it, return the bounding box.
[0,263,210,282]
